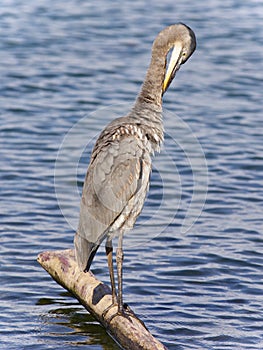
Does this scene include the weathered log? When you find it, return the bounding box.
[37,249,167,350]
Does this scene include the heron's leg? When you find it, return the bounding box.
[106,231,142,323]
[116,230,124,314]
[105,237,117,304]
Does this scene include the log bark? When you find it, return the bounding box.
[37,249,167,350]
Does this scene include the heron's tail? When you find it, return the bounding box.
[74,232,99,272]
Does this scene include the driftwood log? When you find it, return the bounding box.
[37,249,167,350]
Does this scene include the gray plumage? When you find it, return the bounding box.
[74,23,196,314]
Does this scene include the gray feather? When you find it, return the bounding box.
[74,23,196,272]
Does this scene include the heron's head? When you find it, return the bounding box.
[152,23,196,94]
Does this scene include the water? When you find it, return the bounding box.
[1,0,263,349]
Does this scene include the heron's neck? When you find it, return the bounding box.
[128,52,165,144]
[135,53,166,107]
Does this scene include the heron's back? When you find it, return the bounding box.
[75,117,156,271]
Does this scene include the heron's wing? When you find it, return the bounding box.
[77,135,151,248]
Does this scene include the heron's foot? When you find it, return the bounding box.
[102,301,118,320]
[122,303,148,330]
[103,302,146,326]
[106,303,131,323]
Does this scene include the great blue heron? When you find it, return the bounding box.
[74,23,196,316]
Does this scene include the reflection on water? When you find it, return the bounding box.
[1,0,263,349]
[38,297,119,350]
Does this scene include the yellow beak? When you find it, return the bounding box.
[162,42,183,93]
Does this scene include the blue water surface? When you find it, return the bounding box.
[1,0,263,349]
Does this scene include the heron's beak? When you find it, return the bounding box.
[162,43,183,94]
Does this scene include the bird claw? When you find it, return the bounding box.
[102,302,131,321]
[102,301,118,320]
[103,302,147,329]
[122,303,148,330]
